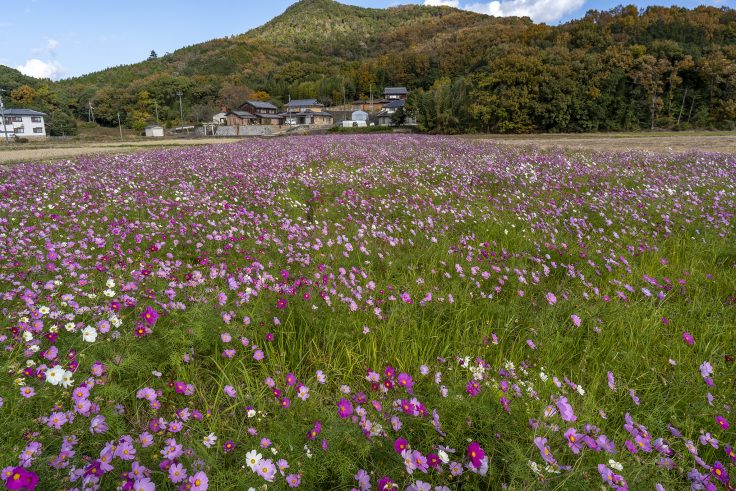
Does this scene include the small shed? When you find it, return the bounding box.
[351,110,369,122]
[145,125,164,137]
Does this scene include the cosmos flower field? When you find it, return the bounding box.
[0,135,734,491]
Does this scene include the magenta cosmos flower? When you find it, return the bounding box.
[467,442,486,468]
[682,332,695,345]
[337,398,353,418]
[4,467,39,490]
[141,306,159,326]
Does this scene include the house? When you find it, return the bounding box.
[383,87,408,100]
[225,110,257,126]
[377,99,406,126]
[145,125,164,137]
[1,108,47,138]
[237,100,284,125]
[283,99,333,126]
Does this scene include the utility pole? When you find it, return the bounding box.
[0,89,8,144]
[369,84,373,114]
[176,91,186,134]
[88,101,95,123]
[117,112,123,141]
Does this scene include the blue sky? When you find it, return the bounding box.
[0,0,730,80]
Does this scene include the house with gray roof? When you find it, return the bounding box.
[283,99,333,126]
[237,100,284,125]
[383,87,408,100]
[1,108,47,138]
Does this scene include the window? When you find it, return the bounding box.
[14,127,24,134]
[12,116,22,123]
[33,127,44,134]
[31,116,42,123]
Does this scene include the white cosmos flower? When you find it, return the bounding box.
[438,450,449,464]
[82,326,97,343]
[64,322,76,332]
[22,331,33,342]
[60,370,74,388]
[38,306,50,315]
[202,432,217,448]
[245,450,262,470]
[103,289,115,298]
[46,365,65,385]
[106,279,116,288]
[609,459,623,471]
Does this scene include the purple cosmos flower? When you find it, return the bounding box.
[711,461,728,484]
[564,428,584,454]
[255,459,276,482]
[607,371,615,390]
[534,436,557,465]
[132,478,155,491]
[355,469,371,491]
[285,474,302,488]
[555,396,577,422]
[168,462,187,483]
[570,314,581,327]
[715,415,730,431]
[189,471,209,490]
[337,398,353,418]
[397,372,414,392]
[682,332,695,345]
[223,385,236,398]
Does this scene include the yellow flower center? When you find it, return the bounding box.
[195,479,201,486]
[13,473,21,481]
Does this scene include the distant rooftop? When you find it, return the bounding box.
[3,108,47,116]
[383,87,408,95]
[243,100,278,110]
[285,99,324,108]
[383,99,405,109]
[228,110,256,119]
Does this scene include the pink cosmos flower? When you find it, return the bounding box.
[168,462,187,483]
[189,471,209,491]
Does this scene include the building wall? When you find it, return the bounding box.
[225,115,253,126]
[2,115,46,138]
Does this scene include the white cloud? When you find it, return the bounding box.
[47,39,60,51]
[424,0,585,23]
[16,59,64,80]
[424,0,460,6]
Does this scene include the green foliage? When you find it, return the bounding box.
[30,1,736,132]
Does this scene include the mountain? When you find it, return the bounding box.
[6,0,736,133]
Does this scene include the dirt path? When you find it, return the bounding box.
[0,138,237,164]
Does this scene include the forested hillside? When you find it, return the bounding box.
[3,0,735,133]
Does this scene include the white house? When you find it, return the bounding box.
[1,108,47,138]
